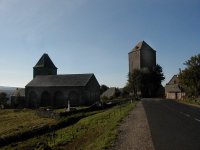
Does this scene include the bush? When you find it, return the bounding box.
[101,96,109,102]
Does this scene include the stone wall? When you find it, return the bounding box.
[140,47,156,71]
[129,50,140,74]
[84,75,100,104]
[129,46,156,74]
[26,86,85,108]
[166,92,185,100]
[33,68,57,78]
[25,76,100,108]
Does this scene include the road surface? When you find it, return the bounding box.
[143,99,200,150]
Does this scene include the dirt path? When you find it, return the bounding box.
[111,101,155,150]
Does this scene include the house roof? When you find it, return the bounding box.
[34,53,57,69]
[130,41,155,53]
[167,75,179,85]
[165,84,182,93]
[11,88,25,97]
[101,87,119,98]
[165,75,182,92]
[26,74,95,87]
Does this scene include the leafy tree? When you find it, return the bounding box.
[141,64,165,97]
[0,92,8,105]
[125,64,165,98]
[122,85,130,97]
[100,84,109,95]
[153,64,165,85]
[179,54,200,97]
[125,69,142,98]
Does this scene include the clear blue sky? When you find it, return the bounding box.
[0,0,199,88]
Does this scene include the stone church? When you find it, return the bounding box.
[25,53,100,108]
[128,41,156,74]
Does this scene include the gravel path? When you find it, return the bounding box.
[111,101,155,150]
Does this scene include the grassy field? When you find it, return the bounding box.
[0,109,57,138]
[178,98,200,106]
[2,102,136,150]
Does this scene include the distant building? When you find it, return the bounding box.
[165,75,185,100]
[100,87,120,99]
[128,41,156,74]
[0,88,15,105]
[11,88,25,108]
[25,53,100,108]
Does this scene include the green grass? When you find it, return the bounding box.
[0,109,57,138]
[179,98,200,106]
[56,102,136,150]
[2,102,136,150]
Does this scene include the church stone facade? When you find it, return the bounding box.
[129,41,156,74]
[25,53,100,108]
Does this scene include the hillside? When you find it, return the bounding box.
[0,86,19,98]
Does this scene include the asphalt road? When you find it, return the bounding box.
[142,99,200,150]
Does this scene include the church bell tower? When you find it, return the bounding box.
[33,53,57,78]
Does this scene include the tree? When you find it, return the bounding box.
[125,64,165,98]
[141,64,165,97]
[125,69,142,98]
[0,92,8,105]
[153,64,165,85]
[179,54,200,97]
[100,84,109,95]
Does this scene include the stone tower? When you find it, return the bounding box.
[128,41,156,74]
[33,53,57,78]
